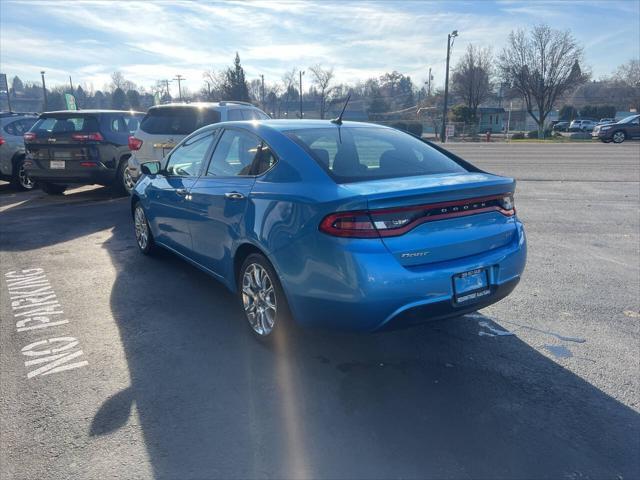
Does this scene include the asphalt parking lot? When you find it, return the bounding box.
[1,142,639,480]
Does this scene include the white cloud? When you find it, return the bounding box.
[1,0,638,92]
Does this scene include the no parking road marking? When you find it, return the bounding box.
[5,268,88,378]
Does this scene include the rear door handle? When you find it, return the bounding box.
[225,192,245,200]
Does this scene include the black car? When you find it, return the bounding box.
[552,121,569,132]
[24,110,144,195]
[592,114,640,143]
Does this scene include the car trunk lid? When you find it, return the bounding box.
[343,173,518,266]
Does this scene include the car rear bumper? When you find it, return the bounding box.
[270,220,527,331]
[24,159,117,185]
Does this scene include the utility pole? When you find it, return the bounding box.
[40,71,48,112]
[260,74,265,109]
[299,70,305,118]
[174,75,184,101]
[427,67,432,96]
[441,30,458,143]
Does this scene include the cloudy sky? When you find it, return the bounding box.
[1,0,638,95]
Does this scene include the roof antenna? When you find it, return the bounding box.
[331,94,351,125]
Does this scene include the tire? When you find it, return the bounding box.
[11,156,36,191]
[612,131,626,144]
[133,202,157,255]
[41,182,67,195]
[238,253,292,340]
[114,158,134,196]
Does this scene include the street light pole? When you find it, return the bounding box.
[40,71,48,112]
[260,74,265,109]
[440,30,458,143]
[299,70,305,118]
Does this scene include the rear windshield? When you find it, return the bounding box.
[140,107,222,135]
[32,115,99,134]
[285,127,467,183]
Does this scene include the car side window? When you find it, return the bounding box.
[165,132,214,177]
[20,118,36,133]
[227,109,244,121]
[253,142,277,175]
[109,116,129,133]
[4,119,35,136]
[3,121,17,135]
[206,129,264,176]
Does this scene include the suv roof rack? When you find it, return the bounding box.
[218,101,255,107]
[0,111,38,118]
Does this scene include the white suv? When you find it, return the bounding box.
[568,119,597,132]
[126,102,269,192]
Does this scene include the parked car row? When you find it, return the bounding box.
[5,102,530,339]
[6,101,268,195]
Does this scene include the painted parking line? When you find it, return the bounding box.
[4,268,88,378]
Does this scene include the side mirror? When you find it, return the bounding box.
[141,162,161,175]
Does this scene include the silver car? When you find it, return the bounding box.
[0,112,38,190]
[126,102,269,193]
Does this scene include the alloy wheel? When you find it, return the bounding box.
[612,131,625,143]
[242,263,277,336]
[18,163,35,190]
[123,167,135,193]
[134,205,149,250]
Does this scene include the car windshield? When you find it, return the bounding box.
[140,107,222,135]
[31,115,99,133]
[285,126,467,183]
[619,115,639,124]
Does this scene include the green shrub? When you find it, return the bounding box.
[527,129,552,139]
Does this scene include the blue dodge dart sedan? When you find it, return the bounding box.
[131,120,526,338]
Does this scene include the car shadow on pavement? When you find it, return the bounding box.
[81,204,640,480]
[2,191,638,479]
[0,184,123,215]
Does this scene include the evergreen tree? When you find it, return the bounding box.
[75,86,87,109]
[111,87,127,109]
[47,91,65,111]
[223,53,250,102]
[11,76,24,95]
[126,89,141,109]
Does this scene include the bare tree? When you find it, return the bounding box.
[309,64,334,119]
[110,71,135,92]
[451,45,493,121]
[110,72,125,91]
[202,70,226,100]
[282,68,297,116]
[613,59,640,110]
[498,24,588,137]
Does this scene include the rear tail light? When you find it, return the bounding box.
[0,136,5,146]
[320,194,516,238]
[80,162,97,167]
[23,132,36,142]
[71,132,104,142]
[128,136,143,150]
